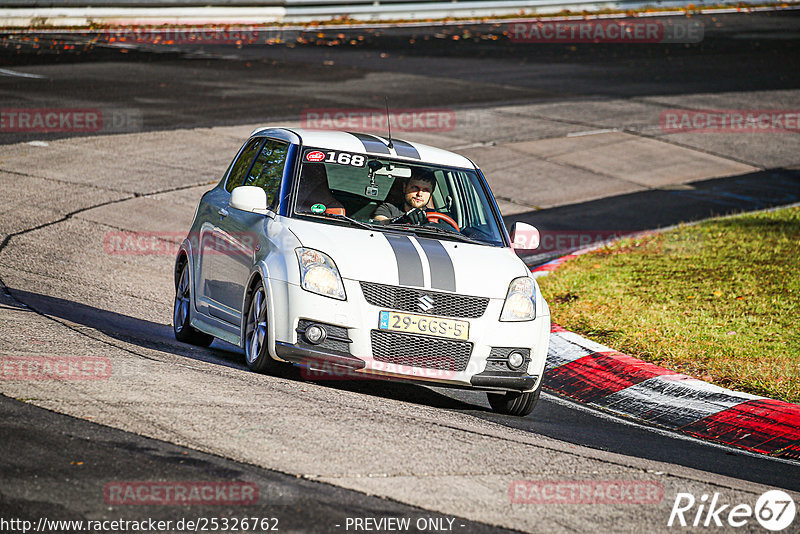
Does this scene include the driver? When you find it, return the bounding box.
[373,168,436,225]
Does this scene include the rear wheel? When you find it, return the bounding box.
[244,283,281,373]
[487,385,541,417]
[173,262,214,347]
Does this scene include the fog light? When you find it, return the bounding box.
[305,325,327,345]
[507,351,525,370]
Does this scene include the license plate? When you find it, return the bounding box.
[378,311,469,340]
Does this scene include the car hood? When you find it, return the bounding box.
[288,219,529,299]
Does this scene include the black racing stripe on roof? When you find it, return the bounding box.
[348,132,391,154]
[391,138,421,160]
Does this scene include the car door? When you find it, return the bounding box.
[196,137,264,323]
[206,138,290,326]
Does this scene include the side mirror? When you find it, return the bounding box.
[230,186,268,214]
[509,222,540,250]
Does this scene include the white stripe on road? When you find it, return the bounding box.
[545,333,594,371]
[555,330,614,354]
[0,68,47,79]
[594,374,765,427]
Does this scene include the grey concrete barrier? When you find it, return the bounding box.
[0,0,793,27]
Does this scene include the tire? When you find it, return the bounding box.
[487,385,541,417]
[173,261,214,347]
[244,282,281,374]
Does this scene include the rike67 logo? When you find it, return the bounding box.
[668,490,796,531]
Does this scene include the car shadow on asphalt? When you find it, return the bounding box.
[6,287,481,413]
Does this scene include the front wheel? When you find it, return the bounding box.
[487,386,541,417]
[173,262,214,347]
[244,283,281,374]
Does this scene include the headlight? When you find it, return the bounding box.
[500,276,536,322]
[296,248,346,300]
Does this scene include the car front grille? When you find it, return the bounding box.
[370,330,472,372]
[360,281,489,318]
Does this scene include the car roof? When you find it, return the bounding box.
[250,127,475,170]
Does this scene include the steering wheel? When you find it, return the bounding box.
[426,212,460,231]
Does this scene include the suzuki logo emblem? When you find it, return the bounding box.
[418,295,434,312]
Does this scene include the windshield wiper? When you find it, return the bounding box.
[381,223,486,245]
[318,212,375,231]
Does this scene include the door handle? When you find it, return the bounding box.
[218,208,229,218]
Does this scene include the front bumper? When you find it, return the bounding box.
[470,372,539,391]
[276,340,540,392]
[266,277,549,393]
[274,341,366,370]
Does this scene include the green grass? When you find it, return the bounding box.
[537,206,800,403]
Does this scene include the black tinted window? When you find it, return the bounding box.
[243,140,289,207]
[225,138,264,193]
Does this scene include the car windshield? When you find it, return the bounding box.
[293,150,505,246]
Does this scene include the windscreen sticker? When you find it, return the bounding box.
[305,150,325,162]
[304,148,366,167]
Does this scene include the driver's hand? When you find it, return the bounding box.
[396,208,426,225]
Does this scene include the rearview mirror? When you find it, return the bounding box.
[509,222,540,250]
[374,164,411,178]
[230,186,268,214]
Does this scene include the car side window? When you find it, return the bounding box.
[243,140,289,208]
[225,138,265,193]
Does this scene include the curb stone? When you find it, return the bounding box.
[531,231,800,461]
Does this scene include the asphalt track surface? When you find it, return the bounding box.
[0,396,509,533]
[1,10,800,533]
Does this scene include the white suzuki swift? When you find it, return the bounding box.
[173,128,549,416]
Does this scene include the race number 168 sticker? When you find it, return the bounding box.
[304,149,366,167]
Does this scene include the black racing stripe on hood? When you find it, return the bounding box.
[384,234,424,287]
[416,237,456,292]
[348,132,391,154]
